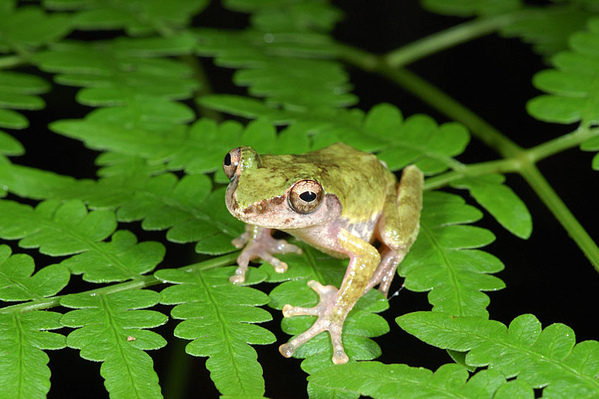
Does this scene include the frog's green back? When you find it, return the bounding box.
[235,143,395,223]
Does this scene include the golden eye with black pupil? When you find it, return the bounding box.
[223,147,241,180]
[288,179,324,214]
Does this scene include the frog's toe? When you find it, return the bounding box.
[260,253,288,274]
[229,264,248,285]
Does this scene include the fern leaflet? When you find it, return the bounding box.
[400,191,505,318]
[0,246,67,399]
[398,312,599,398]
[527,17,599,169]
[308,362,521,399]
[157,266,275,397]
[61,290,167,399]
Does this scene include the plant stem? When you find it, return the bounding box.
[0,252,239,314]
[528,126,599,162]
[385,14,516,68]
[520,164,599,272]
[423,158,519,190]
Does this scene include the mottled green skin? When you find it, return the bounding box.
[233,143,395,224]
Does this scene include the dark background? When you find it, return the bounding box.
[11,1,598,398]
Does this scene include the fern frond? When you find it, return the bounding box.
[421,0,523,17]
[231,0,342,33]
[398,312,599,398]
[450,174,532,238]
[308,362,514,399]
[0,246,67,399]
[528,17,599,127]
[43,0,207,34]
[61,290,167,399]
[400,191,505,318]
[196,28,354,109]
[60,230,165,283]
[0,71,49,148]
[0,4,71,52]
[157,266,275,397]
[0,311,66,399]
[527,17,599,169]
[35,40,197,109]
[0,199,116,255]
[501,5,595,57]
[223,0,342,33]
[0,245,69,301]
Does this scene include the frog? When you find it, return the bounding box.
[223,142,423,365]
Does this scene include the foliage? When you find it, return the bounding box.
[0,0,597,398]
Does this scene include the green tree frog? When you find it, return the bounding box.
[223,143,423,365]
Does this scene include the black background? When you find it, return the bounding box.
[11,1,598,398]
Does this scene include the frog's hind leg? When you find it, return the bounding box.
[367,165,423,296]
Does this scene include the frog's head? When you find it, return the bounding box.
[223,146,341,229]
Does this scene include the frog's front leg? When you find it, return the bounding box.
[230,225,303,284]
[279,229,380,364]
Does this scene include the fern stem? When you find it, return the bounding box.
[519,164,599,273]
[527,126,599,162]
[423,158,519,190]
[0,252,239,314]
[384,14,516,68]
[385,66,524,158]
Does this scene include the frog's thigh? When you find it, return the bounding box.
[335,229,381,312]
[372,165,423,294]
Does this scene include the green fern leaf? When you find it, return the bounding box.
[0,311,66,399]
[308,362,508,399]
[223,0,342,34]
[0,246,67,399]
[0,199,116,255]
[398,312,599,398]
[196,29,354,109]
[494,380,535,399]
[0,245,69,301]
[61,290,167,399]
[363,103,469,173]
[421,0,523,17]
[501,6,595,57]
[35,40,198,108]
[60,230,165,283]
[157,266,275,397]
[0,70,50,138]
[0,131,23,156]
[527,18,599,127]
[44,0,208,34]
[239,1,342,33]
[0,5,71,51]
[450,174,532,238]
[0,108,28,129]
[400,191,505,318]
[113,174,240,255]
[0,161,99,201]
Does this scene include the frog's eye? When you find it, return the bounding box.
[288,179,324,214]
[223,147,241,180]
